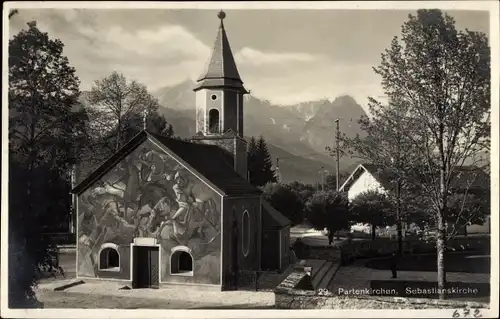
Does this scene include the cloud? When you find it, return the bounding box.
[70,22,211,90]
[236,51,384,111]
[8,8,384,111]
[10,9,211,90]
[235,47,323,66]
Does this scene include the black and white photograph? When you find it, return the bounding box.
[1,1,498,318]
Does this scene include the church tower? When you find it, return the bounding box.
[192,10,249,179]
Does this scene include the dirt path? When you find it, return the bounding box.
[36,290,274,309]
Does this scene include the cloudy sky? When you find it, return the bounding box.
[8,7,489,109]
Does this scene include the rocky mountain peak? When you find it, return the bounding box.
[151,81,366,181]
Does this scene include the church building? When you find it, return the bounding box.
[71,11,291,290]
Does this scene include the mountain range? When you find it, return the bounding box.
[154,80,367,184]
[77,80,490,184]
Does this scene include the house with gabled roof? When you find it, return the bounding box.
[340,163,489,199]
[71,11,291,290]
[340,163,490,234]
[339,163,392,201]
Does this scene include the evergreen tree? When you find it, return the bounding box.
[253,136,276,187]
[247,137,258,184]
[163,124,175,137]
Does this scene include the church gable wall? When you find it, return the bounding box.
[76,139,222,285]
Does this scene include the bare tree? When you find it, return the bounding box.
[340,98,418,255]
[85,71,160,152]
[373,10,490,299]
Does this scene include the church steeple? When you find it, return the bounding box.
[192,10,248,180]
[194,10,247,93]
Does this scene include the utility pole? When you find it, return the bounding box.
[335,119,340,191]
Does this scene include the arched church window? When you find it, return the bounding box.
[170,246,194,276]
[98,243,120,271]
[242,210,250,257]
[208,109,220,133]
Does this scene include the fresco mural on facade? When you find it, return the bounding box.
[77,140,221,284]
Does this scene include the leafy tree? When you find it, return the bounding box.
[75,108,175,181]
[286,181,316,210]
[447,190,489,238]
[371,9,490,298]
[248,136,276,186]
[8,21,83,307]
[339,103,418,255]
[305,191,351,243]
[399,170,490,238]
[121,111,174,142]
[9,9,19,19]
[324,172,350,191]
[350,190,396,240]
[85,71,161,152]
[400,193,433,230]
[261,183,304,226]
[410,169,491,238]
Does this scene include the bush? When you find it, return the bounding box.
[305,191,350,237]
[262,182,304,225]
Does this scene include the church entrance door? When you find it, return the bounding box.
[132,245,159,289]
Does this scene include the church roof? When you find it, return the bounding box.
[194,11,247,93]
[262,200,291,230]
[71,130,261,197]
[191,128,247,142]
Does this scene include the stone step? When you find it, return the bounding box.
[307,259,326,278]
[317,262,339,291]
[311,261,333,289]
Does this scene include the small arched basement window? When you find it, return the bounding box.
[99,243,120,271]
[242,210,250,257]
[171,246,194,275]
[208,109,220,133]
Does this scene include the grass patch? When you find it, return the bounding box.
[365,252,490,273]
